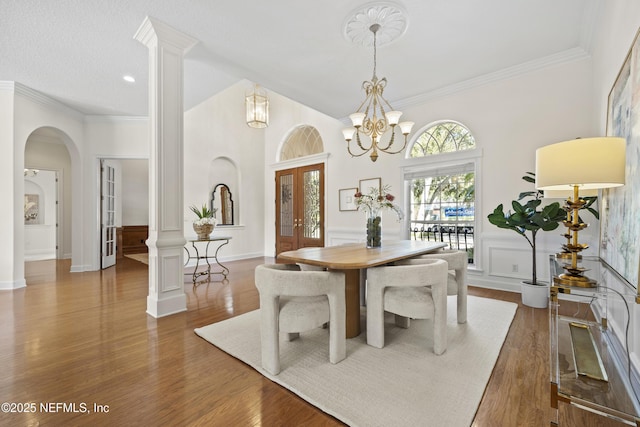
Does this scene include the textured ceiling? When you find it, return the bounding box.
[0,0,599,118]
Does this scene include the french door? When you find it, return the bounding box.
[100,160,117,269]
[275,163,324,255]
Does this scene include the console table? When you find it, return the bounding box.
[549,255,640,426]
[184,236,231,285]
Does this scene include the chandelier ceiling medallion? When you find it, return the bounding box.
[342,3,413,162]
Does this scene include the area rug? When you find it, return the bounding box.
[194,296,517,427]
[124,253,148,265]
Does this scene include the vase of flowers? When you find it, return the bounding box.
[190,204,217,240]
[354,185,404,248]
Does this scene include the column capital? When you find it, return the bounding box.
[134,16,198,53]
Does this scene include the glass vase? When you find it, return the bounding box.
[366,209,382,248]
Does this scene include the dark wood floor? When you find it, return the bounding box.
[0,257,619,426]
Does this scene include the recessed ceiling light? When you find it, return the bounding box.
[123,75,136,83]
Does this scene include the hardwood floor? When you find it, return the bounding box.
[0,257,614,426]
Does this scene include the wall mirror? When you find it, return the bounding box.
[211,184,234,225]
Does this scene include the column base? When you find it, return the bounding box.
[146,293,187,318]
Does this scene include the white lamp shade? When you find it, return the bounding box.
[342,127,356,141]
[399,121,414,135]
[349,113,366,127]
[385,110,402,125]
[535,137,626,190]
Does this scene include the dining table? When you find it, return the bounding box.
[277,240,447,338]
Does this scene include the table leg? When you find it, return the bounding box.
[343,269,361,338]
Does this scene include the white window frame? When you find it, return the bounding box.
[401,141,483,268]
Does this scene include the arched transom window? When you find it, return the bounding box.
[280,125,324,161]
[409,121,475,158]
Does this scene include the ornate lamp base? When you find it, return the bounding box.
[554,273,597,288]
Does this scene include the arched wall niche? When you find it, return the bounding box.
[209,156,240,226]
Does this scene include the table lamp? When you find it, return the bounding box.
[543,188,597,260]
[535,137,626,287]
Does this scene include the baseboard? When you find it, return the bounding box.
[0,279,27,290]
[468,275,521,293]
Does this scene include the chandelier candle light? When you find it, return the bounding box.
[342,23,414,162]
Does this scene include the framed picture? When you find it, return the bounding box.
[600,27,640,289]
[358,177,381,195]
[24,194,39,224]
[339,188,358,211]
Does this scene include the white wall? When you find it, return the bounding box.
[184,82,266,261]
[4,85,85,285]
[120,159,149,226]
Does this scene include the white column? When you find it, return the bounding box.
[134,17,197,317]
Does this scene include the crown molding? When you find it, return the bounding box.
[393,47,591,111]
[84,115,148,123]
[1,81,84,119]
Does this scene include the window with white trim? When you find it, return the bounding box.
[405,121,478,264]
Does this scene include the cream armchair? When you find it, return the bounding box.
[397,249,468,323]
[254,264,346,375]
[366,259,449,355]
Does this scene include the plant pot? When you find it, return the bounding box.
[521,281,549,308]
[193,223,214,240]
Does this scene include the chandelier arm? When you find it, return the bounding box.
[355,130,371,151]
[347,138,373,158]
[377,131,410,154]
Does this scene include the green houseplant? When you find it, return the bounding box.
[487,172,566,307]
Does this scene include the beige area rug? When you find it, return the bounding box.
[124,253,148,265]
[195,295,518,427]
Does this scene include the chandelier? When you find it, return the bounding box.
[342,23,414,162]
[246,84,269,128]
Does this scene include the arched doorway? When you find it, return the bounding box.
[24,127,72,261]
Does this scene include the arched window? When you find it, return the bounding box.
[280,125,324,161]
[409,121,475,158]
[404,121,479,265]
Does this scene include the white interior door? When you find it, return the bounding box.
[101,160,117,269]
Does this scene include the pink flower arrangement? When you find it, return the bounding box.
[354,184,404,221]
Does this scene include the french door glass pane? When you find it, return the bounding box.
[303,170,320,239]
[280,174,294,237]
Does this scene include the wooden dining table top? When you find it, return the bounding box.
[277,240,447,270]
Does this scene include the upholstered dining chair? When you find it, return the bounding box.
[254,264,346,375]
[366,259,449,355]
[396,249,468,324]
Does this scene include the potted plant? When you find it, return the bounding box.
[487,172,566,308]
[190,204,217,240]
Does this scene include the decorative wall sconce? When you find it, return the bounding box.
[246,84,269,128]
[536,137,626,287]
